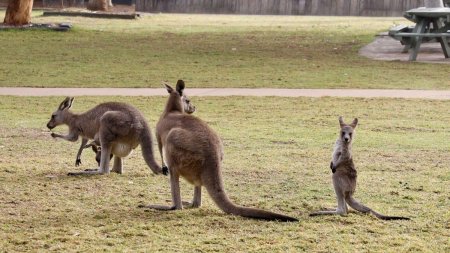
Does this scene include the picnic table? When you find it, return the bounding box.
[389,7,450,61]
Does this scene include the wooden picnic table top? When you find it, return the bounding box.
[405,7,450,22]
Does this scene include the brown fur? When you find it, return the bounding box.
[310,117,410,220]
[142,80,297,222]
[47,97,163,176]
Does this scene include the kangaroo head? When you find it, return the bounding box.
[90,144,102,165]
[47,97,74,130]
[92,145,114,166]
[338,116,358,143]
[164,80,196,114]
[85,143,112,166]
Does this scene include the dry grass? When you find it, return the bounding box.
[0,12,449,89]
[0,95,449,252]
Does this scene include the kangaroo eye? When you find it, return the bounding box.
[341,131,345,136]
[51,115,56,119]
[349,133,352,137]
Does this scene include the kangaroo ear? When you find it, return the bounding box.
[338,116,345,127]
[350,118,358,128]
[176,80,185,95]
[163,83,174,94]
[59,97,74,111]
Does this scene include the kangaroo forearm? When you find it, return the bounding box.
[332,159,343,169]
[76,138,88,159]
[52,132,79,142]
[332,151,351,169]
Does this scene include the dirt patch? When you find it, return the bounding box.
[359,34,450,64]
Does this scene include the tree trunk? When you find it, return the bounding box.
[87,0,108,11]
[3,0,34,26]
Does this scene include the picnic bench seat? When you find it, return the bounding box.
[394,32,450,57]
[388,24,414,36]
[388,7,450,60]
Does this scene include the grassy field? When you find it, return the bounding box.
[0,95,448,252]
[0,11,449,89]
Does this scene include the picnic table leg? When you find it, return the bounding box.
[409,19,427,61]
[438,36,450,58]
[402,44,411,53]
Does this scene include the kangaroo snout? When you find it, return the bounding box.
[188,106,196,114]
[47,123,54,130]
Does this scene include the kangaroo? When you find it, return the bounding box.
[46,97,165,176]
[310,117,409,220]
[141,80,297,222]
[83,140,112,166]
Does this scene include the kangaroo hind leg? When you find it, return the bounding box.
[96,111,130,174]
[68,147,110,176]
[189,186,202,208]
[139,167,183,211]
[347,196,410,220]
[111,156,123,174]
[310,186,348,216]
[346,196,372,214]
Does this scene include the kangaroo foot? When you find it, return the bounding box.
[309,208,341,216]
[111,168,123,174]
[177,200,199,208]
[68,169,106,176]
[162,165,169,175]
[138,204,179,211]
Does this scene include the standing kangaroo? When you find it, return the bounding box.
[310,117,410,220]
[142,80,297,222]
[46,97,164,176]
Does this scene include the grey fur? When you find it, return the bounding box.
[310,116,410,220]
[47,97,163,176]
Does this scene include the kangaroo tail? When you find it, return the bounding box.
[346,196,410,220]
[140,123,162,174]
[203,173,298,222]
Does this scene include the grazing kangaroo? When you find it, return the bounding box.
[142,80,297,222]
[46,97,164,176]
[310,117,410,220]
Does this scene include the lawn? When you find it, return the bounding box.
[0,95,448,252]
[0,11,449,89]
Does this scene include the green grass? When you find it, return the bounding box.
[0,96,449,252]
[0,11,449,89]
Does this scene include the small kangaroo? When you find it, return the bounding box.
[142,80,297,222]
[83,140,112,166]
[310,117,409,220]
[46,97,164,176]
